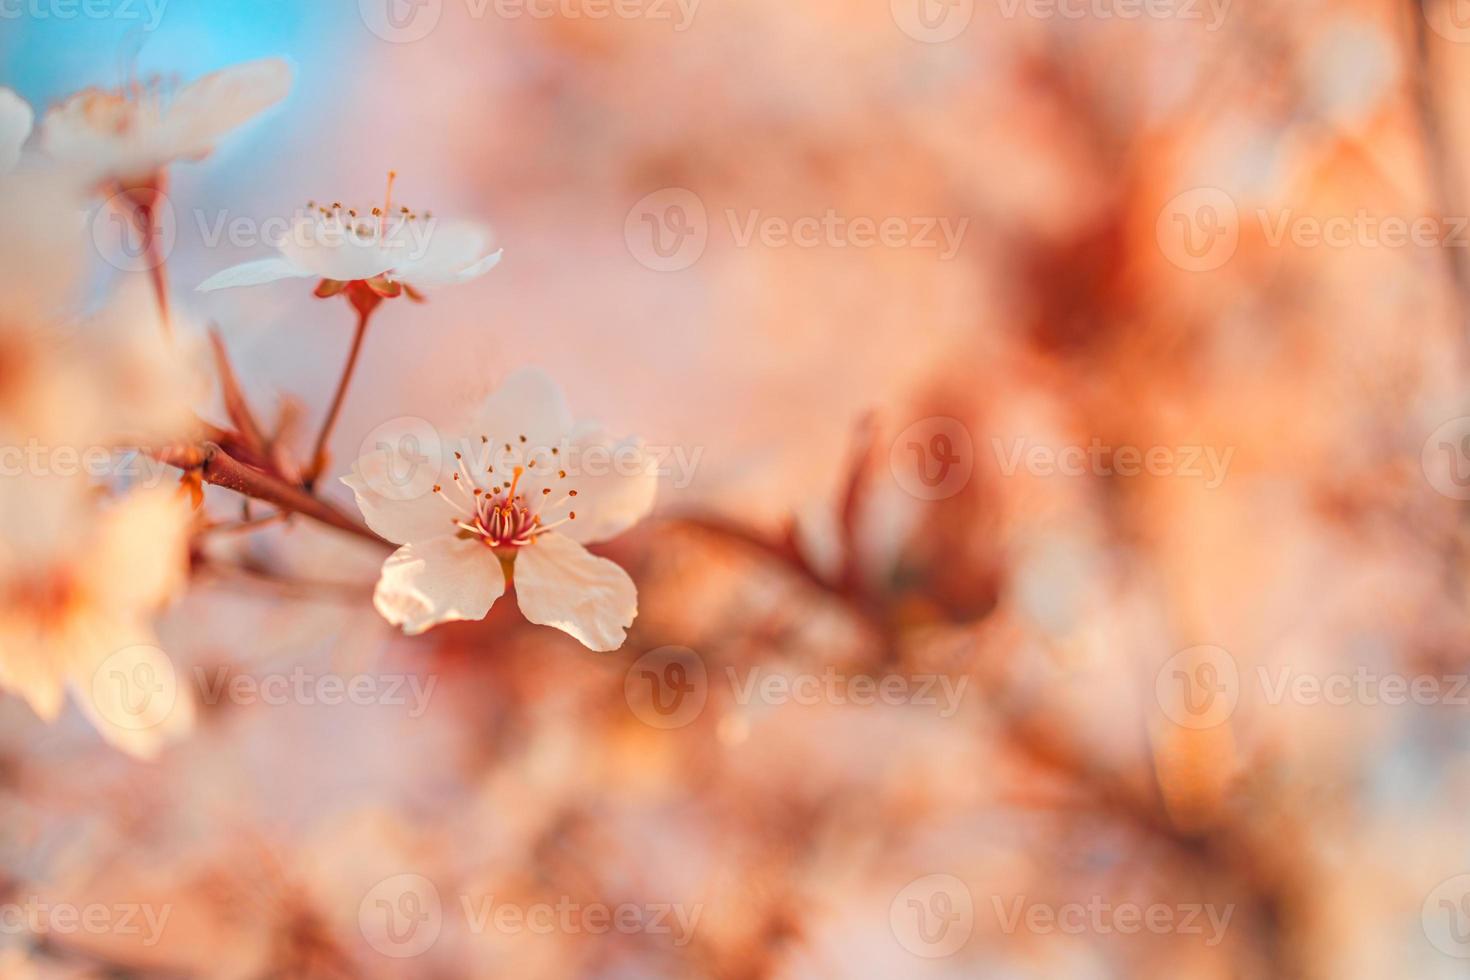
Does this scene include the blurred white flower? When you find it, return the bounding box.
[76,277,207,447]
[0,171,111,441]
[197,174,501,297]
[0,169,88,319]
[40,58,292,186]
[342,369,655,650]
[0,476,194,757]
[0,87,33,175]
[1,274,204,450]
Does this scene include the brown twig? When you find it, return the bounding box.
[159,442,385,546]
[209,328,272,460]
[305,298,377,488]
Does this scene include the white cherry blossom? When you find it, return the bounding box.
[0,475,195,758]
[0,87,33,174]
[197,172,501,296]
[342,370,656,651]
[40,58,292,186]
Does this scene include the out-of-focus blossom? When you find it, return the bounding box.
[2,272,203,448]
[0,476,194,758]
[343,369,654,649]
[0,87,32,174]
[197,178,501,298]
[0,949,37,979]
[0,169,88,318]
[76,277,207,446]
[40,58,292,186]
[0,154,202,445]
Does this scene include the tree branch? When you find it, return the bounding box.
[159,442,385,547]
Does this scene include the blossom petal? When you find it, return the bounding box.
[80,277,206,443]
[342,448,455,546]
[513,533,636,652]
[165,58,293,158]
[553,425,658,546]
[0,87,33,174]
[197,256,313,291]
[391,220,499,286]
[278,216,396,282]
[43,59,291,182]
[82,486,191,617]
[454,248,503,282]
[0,621,65,721]
[374,537,505,635]
[467,368,573,452]
[38,90,128,172]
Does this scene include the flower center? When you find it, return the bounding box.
[430,435,578,549]
[304,173,430,246]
